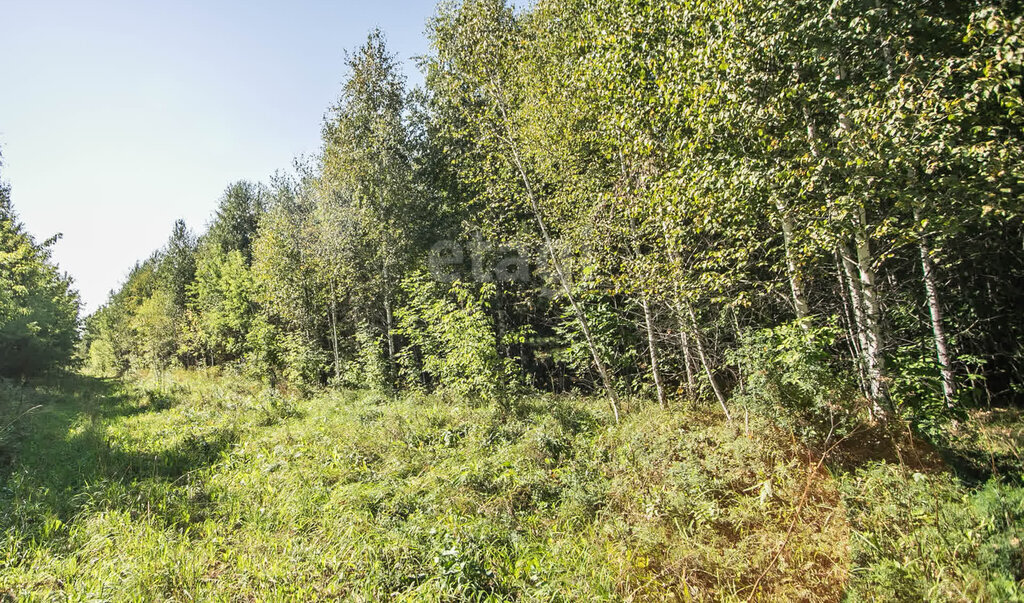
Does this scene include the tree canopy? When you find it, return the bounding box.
[83,1,1024,435]
[0,158,80,378]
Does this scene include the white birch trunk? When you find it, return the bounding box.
[914,207,957,406]
[642,297,667,409]
[853,205,889,419]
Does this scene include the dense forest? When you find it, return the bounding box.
[3,0,1024,599]
[85,0,1024,434]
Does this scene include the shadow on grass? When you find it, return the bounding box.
[0,372,237,542]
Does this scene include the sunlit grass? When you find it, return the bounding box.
[0,371,1021,600]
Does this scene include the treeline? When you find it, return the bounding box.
[86,0,1024,433]
[0,156,80,378]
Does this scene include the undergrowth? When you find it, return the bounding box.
[0,370,1021,600]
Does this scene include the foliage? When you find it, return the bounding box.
[81,0,1024,430]
[397,271,522,404]
[129,289,179,372]
[8,1,1024,598]
[730,319,861,444]
[184,250,255,365]
[202,181,265,264]
[843,463,1024,601]
[343,322,390,392]
[0,170,79,378]
[889,341,966,437]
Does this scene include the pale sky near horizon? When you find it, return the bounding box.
[0,0,461,313]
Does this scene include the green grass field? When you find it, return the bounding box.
[1,371,1021,601]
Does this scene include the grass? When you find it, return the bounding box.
[0,370,1021,601]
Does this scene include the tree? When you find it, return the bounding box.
[184,250,255,365]
[130,289,178,371]
[0,161,80,377]
[157,219,197,312]
[426,0,623,420]
[319,29,425,384]
[84,1,1024,432]
[203,181,265,264]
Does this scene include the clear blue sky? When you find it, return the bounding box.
[0,0,457,313]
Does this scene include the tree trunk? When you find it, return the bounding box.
[806,87,888,419]
[914,207,957,407]
[686,304,732,422]
[486,81,620,422]
[836,252,868,395]
[382,262,396,381]
[853,205,889,420]
[660,227,698,399]
[775,197,811,322]
[623,203,667,410]
[384,300,395,363]
[329,279,341,379]
[642,297,667,409]
[841,244,883,414]
[679,328,696,398]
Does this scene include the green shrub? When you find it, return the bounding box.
[889,343,970,442]
[553,298,638,396]
[342,322,390,392]
[396,271,522,405]
[279,331,327,390]
[730,318,860,444]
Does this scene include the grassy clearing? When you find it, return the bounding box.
[0,371,1021,601]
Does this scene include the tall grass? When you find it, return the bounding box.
[0,371,1021,600]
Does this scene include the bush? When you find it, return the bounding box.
[396,271,522,405]
[729,318,860,444]
[341,323,390,392]
[553,298,639,395]
[889,342,973,443]
[279,331,327,390]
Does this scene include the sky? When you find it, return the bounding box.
[0,0,451,313]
